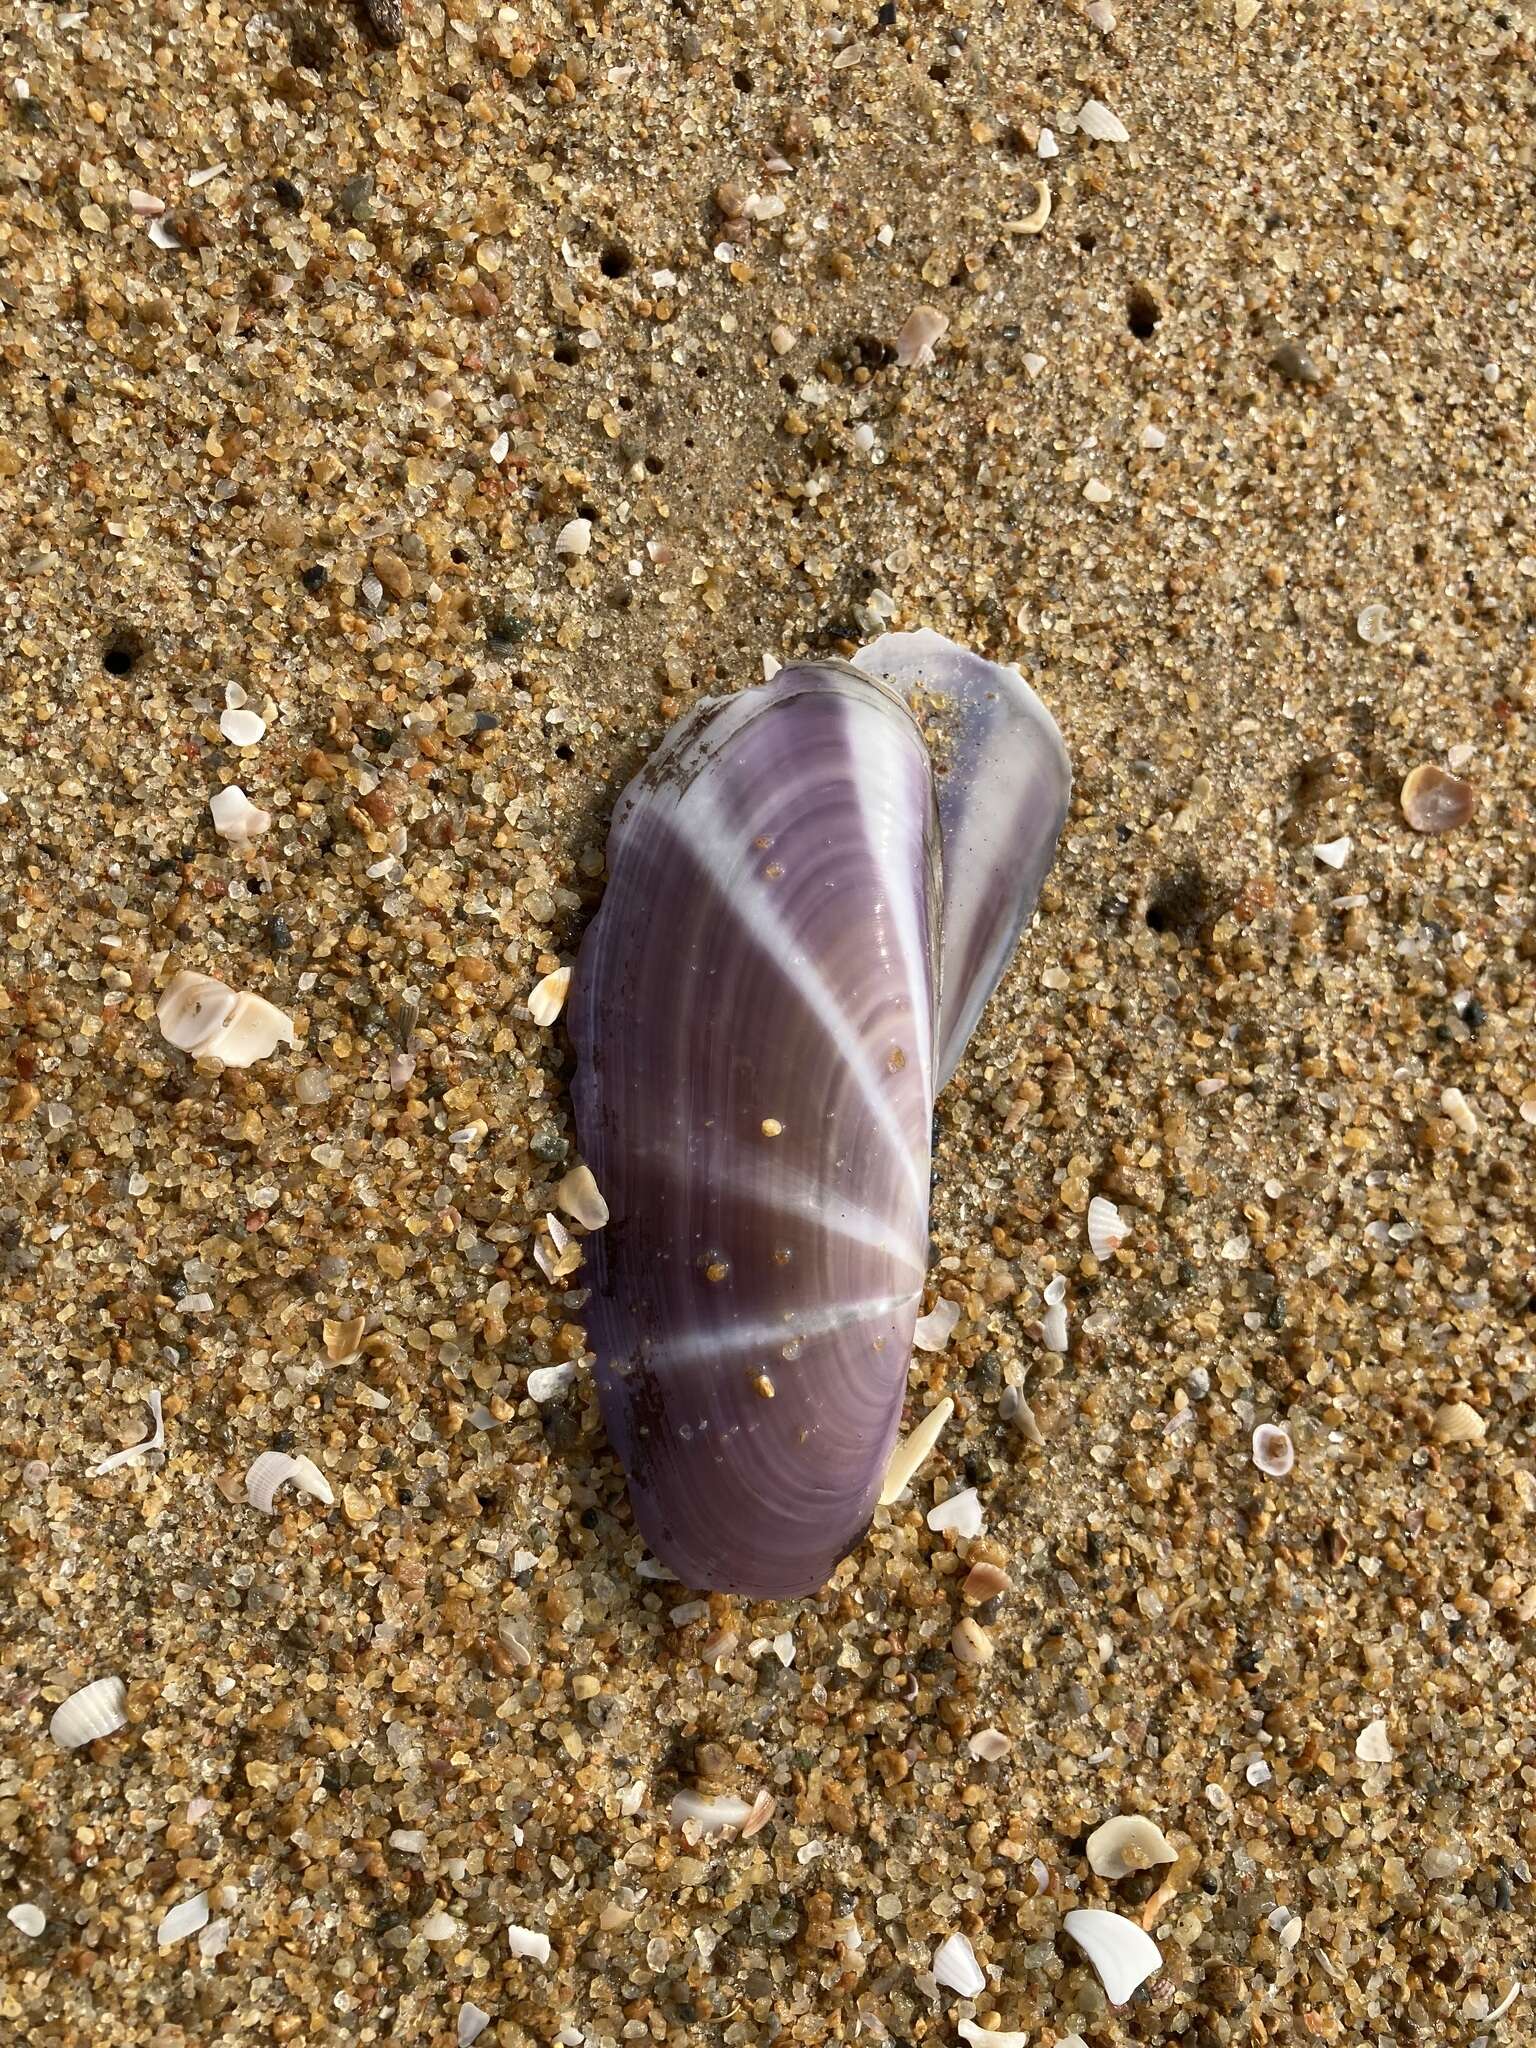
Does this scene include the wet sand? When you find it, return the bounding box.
[3,2,1534,2043]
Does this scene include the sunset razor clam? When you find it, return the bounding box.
[568,633,1071,1598]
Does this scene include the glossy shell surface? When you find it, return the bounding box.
[570,638,1071,1598]
[570,662,939,1596]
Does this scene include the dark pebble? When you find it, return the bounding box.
[1270,339,1322,386]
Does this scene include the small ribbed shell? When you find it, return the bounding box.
[50,1675,128,1749]
[245,1450,333,1513]
[157,970,295,1067]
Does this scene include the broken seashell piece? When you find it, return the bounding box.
[1251,1422,1295,1477]
[1063,1907,1161,2005]
[209,784,272,844]
[968,1727,1012,1763]
[1087,1195,1129,1258]
[1008,181,1051,234]
[528,967,571,1026]
[912,1297,960,1351]
[1087,1814,1178,1881]
[1077,98,1130,143]
[878,1396,953,1505]
[556,1163,609,1230]
[1431,1399,1485,1446]
[157,971,296,1069]
[932,1930,986,1997]
[245,1449,334,1514]
[894,303,949,368]
[1355,1717,1393,1764]
[219,706,266,747]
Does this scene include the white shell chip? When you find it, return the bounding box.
[932,1930,986,1997]
[219,707,267,747]
[1077,98,1130,143]
[157,1893,210,1948]
[1086,1814,1177,1880]
[157,971,296,1069]
[1087,1195,1129,1258]
[209,785,272,844]
[1063,1907,1162,2005]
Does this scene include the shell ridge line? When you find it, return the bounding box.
[656,775,931,1224]
[616,1140,926,1277]
[634,1289,925,1371]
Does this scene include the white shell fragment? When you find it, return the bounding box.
[1432,1400,1486,1445]
[1251,1423,1295,1477]
[209,784,272,844]
[672,1789,750,1834]
[912,1297,961,1351]
[1077,98,1130,143]
[878,1396,954,1505]
[459,2005,493,2047]
[1007,181,1052,235]
[218,707,266,748]
[1063,1908,1162,2005]
[1439,1086,1478,1136]
[88,1390,164,1474]
[1356,602,1393,646]
[1087,1195,1129,1259]
[420,1911,461,1942]
[958,2022,1027,2048]
[932,1930,986,1997]
[506,1922,552,1963]
[245,1450,334,1514]
[527,967,571,1027]
[50,1675,128,1749]
[527,1363,577,1403]
[968,1728,1012,1762]
[157,1892,210,1948]
[1313,835,1352,869]
[894,304,949,368]
[7,1903,46,1937]
[556,1163,609,1230]
[1086,1815,1178,1880]
[1041,1301,1070,1353]
[1355,1718,1394,1764]
[555,517,592,557]
[926,1487,984,1539]
[157,971,296,1069]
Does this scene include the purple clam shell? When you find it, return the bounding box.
[570,636,1072,1599]
[569,662,940,1598]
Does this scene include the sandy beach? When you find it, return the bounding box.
[3,2,1534,2042]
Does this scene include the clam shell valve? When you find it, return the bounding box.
[569,632,1071,1597]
